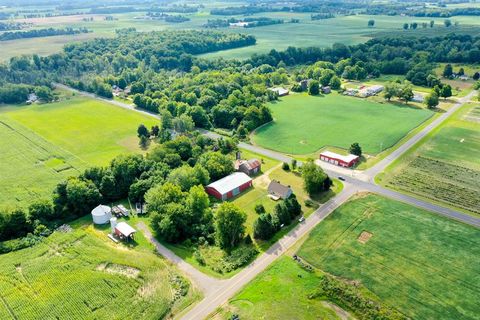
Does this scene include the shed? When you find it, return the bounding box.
[91,205,112,224]
[268,180,293,199]
[114,222,137,240]
[236,159,261,176]
[321,86,331,94]
[320,151,359,168]
[205,172,252,201]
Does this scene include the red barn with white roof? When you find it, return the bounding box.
[205,172,252,200]
[320,151,359,168]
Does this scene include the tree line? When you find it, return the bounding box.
[0,27,89,41]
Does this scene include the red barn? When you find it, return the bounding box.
[205,172,252,201]
[320,151,359,168]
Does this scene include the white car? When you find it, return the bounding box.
[298,216,305,223]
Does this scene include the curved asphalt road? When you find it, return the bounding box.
[55,84,479,319]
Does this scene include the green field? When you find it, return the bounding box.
[216,256,346,320]
[382,103,480,214]
[298,194,480,320]
[0,219,196,319]
[0,95,158,206]
[253,93,433,155]
[4,6,480,61]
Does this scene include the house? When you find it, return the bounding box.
[26,93,38,104]
[320,151,359,168]
[268,180,293,200]
[91,205,112,224]
[205,172,252,200]
[269,87,289,97]
[412,93,424,103]
[299,79,313,91]
[235,159,261,176]
[321,86,331,94]
[229,21,249,27]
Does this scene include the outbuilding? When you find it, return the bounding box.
[320,151,359,168]
[91,205,112,224]
[112,220,137,241]
[236,159,261,176]
[205,172,252,201]
[269,87,290,97]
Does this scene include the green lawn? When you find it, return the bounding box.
[0,219,197,319]
[381,103,480,214]
[0,95,158,206]
[216,257,345,320]
[253,93,433,155]
[298,194,480,320]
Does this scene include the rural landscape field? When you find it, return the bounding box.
[0,0,479,319]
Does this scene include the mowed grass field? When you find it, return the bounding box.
[0,95,158,206]
[298,194,480,320]
[216,256,345,320]
[0,220,196,319]
[253,93,433,155]
[382,103,480,214]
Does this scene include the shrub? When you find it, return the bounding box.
[282,162,290,171]
[254,203,266,214]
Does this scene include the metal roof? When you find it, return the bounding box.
[207,172,252,195]
[91,205,111,217]
[320,151,359,163]
[115,222,136,237]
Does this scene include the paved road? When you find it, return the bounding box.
[180,184,359,320]
[137,222,225,295]
[57,83,480,318]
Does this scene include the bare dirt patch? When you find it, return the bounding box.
[96,263,140,278]
[357,231,373,244]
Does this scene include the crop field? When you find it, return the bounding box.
[298,194,480,320]
[4,3,480,61]
[0,95,158,206]
[252,93,433,155]
[0,222,195,319]
[383,104,480,214]
[0,117,86,207]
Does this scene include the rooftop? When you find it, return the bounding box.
[321,151,359,163]
[207,172,252,195]
[115,222,136,237]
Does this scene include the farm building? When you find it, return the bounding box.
[320,151,359,168]
[111,218,137,241]
[235,158,261,176]
[269,87,290,97]
[358,85,384,97]
[268,180,293,200]
[205,172,252,200]
[299,79,313,91]
[91,205,112,224]
[321,86,331,94]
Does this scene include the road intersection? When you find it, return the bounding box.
[55,84,479,319]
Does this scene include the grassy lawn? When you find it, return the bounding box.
[214,256,346,320]
[0,217,198,320]
[0,95,158,206]
[298,193,480,320]
[253,93,433,155]
[380,103,480,214]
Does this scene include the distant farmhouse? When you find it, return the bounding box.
[268,180,292,200]
[269,87,290,97]
[357,85,384,98]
